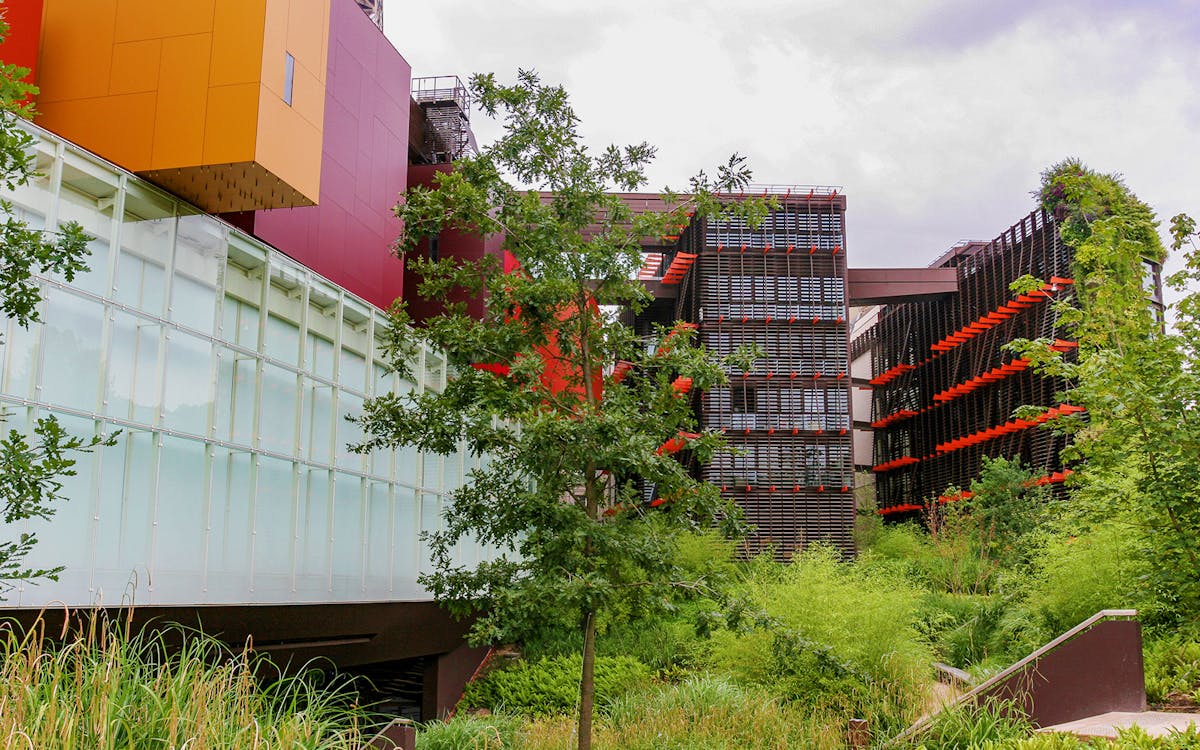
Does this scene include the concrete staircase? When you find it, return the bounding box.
[893,610,1200,744]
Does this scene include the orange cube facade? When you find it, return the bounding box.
[33,0,329,212]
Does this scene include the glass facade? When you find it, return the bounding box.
[1,122,491,607]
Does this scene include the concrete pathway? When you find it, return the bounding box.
[1039,711,1200,739]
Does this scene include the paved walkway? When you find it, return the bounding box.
[1039,711,1200,739]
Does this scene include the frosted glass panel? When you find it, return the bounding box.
[161,332,213,436]
[55,188,113,297]
[41,289,103,412]
[264,314,300,365]
[331,474,362,580]
[297,468,331,583]
[19,413,96,572]
[259,363,298,453]
[307,332,335,380]
[254,456,294,580]
[171,213,225,333]
[116,215,172,316]
[365,482,391,592]
[155,435,207,573]
[335,393,363,470]
[392,487,419,587]
[208,450,253,576]
[340,347,367,393]
[105,310,161,424]
[301,378,333,463]
[118,431,156,572]
[3,316,40,400]
[419,493,440,576]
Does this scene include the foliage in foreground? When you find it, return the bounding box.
[0,617,367,749]
[425,675,851,750]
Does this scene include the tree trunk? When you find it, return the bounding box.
[578,609,596,750]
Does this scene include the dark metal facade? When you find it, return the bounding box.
[654,192,854,557]
[861,209,1076,514]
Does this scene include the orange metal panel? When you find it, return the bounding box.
[114,0,216,42]
[108,39,161,96]
[203,83,260,164]
[37,93,157,169]
[255,93,322,201]
[150,33,212,169]
[35,0,117,104]
[210,0,267,87]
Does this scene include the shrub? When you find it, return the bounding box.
[704,546,931,735]
[1025,523,1140,634]
[417,714,523,750]
[462,654,651,716]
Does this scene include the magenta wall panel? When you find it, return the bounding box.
[248,0,411,310]
[404,165,506,324]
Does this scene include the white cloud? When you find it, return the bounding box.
[385,0,1200,301]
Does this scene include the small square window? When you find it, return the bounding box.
[283,52,295,106]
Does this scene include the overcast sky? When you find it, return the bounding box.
[386,0,1199,298]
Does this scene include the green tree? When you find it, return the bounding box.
[1010,159,1200,625]
[355,70,766,748]
[0,17,111,593]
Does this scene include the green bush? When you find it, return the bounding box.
[462,654,651,716]
[1025,523,1140,634]
[416,714,522,750]
[703,546,931,735]
[521,602,715,676]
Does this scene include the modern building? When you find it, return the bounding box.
[631,190,855,557]
[3,2,1149,719]
[1,0,491,720]
[853,208,1163,517]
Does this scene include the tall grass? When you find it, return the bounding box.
[0,615,367,749]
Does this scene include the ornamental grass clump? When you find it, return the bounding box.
[0,615,367,749]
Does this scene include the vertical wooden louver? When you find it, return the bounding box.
[662,193,854,558]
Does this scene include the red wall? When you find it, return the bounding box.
[1,0,44,86]
[246,0,411,310]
